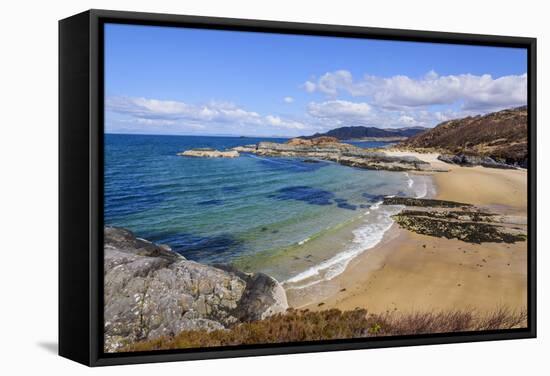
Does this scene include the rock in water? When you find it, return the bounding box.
[178,149,240,158]
[104,227,288,352]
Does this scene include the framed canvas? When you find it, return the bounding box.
[59,9,536,366]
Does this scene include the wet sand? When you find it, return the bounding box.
[290,151,528,314]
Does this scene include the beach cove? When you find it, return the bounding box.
[291,151,528,315]
[105,134,528,318]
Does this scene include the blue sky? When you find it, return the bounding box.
[105,23,527,137]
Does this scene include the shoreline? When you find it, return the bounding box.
[232,169,433,289]
[289,150,528,314]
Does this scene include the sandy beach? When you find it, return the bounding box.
[288,151,528,315]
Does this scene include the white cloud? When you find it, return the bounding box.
[303,70,527,111]
[106,96,310,131]
[304,70,355,96]
[283,96,294,103]
[305,99,469,129]
[307,100,371,120]
[397,115,418,126]
[265,115,307,129]
[302,81,317,93]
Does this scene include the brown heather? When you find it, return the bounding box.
[123,306,527,352]
[401,106,527,165]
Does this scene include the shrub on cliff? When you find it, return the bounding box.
[123,306,526,352]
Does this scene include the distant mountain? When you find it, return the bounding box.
[301,126,427,140]
[402,106,527,167]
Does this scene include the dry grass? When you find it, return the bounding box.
[122,306,527,352]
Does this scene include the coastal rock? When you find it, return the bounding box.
[232,144,258,153]
[252,139,440,172]
[383,197,471,208]
[392,210,527,244]
[287,136,339,146]
[213,265,288,321]
[104,227,288,352]
[437,154,519,169]
[183,137,444,172]
[383,197,527,244]
[178,148,240,158]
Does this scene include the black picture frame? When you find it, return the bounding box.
[59,9,537,367]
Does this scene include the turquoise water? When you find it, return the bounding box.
[104,134,428,282]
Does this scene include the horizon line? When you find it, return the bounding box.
[104,132,293,138]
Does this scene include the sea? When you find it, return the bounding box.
[104,134,433,289]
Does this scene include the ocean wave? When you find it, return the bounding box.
[298,237,311,246]
[404,172,414,188]
[370,201,383,210]
[284,206,401,289]
[405,172,429,199]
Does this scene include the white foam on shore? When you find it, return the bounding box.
[284,205,401,289]
[283,174,436,290]
[415,180,428,198]
[370,201,383,210]
[404,172,414,188]
[298,237,311,246]
[405,171,429,199]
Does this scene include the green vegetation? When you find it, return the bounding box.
[123,306,527,352]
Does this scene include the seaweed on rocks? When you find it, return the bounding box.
[392,211,527,244]
[383,197,471,208]
[384,196,527,243]
[398,209,497,223]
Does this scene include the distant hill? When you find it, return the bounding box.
[401,106,527,167]
[302,126,427,140]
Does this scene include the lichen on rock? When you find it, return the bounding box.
[104,227,288,352]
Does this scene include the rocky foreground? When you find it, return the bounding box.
[179,136,447,172]
[104,227,288,352]
[383,197,527,244]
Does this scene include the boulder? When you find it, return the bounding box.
[104,227,288,352]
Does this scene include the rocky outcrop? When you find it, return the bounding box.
[178,148,240,158]
[232,144,258,153]
[104,227,288,352]
[437,154,520,169]
[244,138,444,172]
[177,137,445,172]
[383,197,527,244]
[383,197,471,208]
[287,136,339,145]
